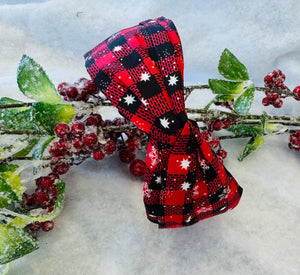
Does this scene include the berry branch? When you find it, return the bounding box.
[0,49,299,272]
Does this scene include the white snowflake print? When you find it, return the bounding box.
[181,182,191,191]
[141,72,150,81]
[123,94,135,105]
[141,97,148,106]
[160,117,170,128]
[113,45,122,52]
[180,158,190,170]
[168,75,178,86]
[155,176,162,184]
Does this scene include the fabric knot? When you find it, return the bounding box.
[84,17,242,228]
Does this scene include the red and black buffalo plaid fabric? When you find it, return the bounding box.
[84,17,243,228]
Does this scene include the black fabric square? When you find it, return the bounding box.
[164,71,183,95]
[157,142,172,150]
[208,187,225,204]
[140,23,165,36]
[182,203,193,215]
[186,135,198,155]
[203,164,217,182]
[186,171,196,185]
[154,111,184,134]
[149,173,163,190]
[94,70,112,91]
[118,91,141,114]
[144,204,164,216]
[107,35,127,51]
[136,75,162,99]
[121,51,142,70]
[148,42,174,61]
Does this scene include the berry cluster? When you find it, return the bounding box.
[262,70,288,108]
[201,130,227,162]
[57,78,99,102]
[50,107,147,177]
[289,130,300,152]
[21,172,60,232]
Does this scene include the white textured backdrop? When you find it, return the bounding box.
[0,1,299,274]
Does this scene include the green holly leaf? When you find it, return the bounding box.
[0,164,18,173]
[218,49,249,81]
[228,124,264,136]
[239,136,265,161]
[0,98,37,131]
[10,179,65,229]
[0,170,25,208]
[204,94,235,110]
[233,84,255,115]
[0,224,39,265]
[17,55,62,104]
[208,79,244,95]
[13,138,40,158]
[32,102,75,135]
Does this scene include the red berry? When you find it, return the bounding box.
[66,86,78,99]
[57,139,69,151]
[92,114,103,125]
[212,121,223,131]
[296,130,300,137]
[49,185,58,198]
[49,141,67,157]
[85,116,97,126]
[125,138,141,151]
[78,89,89,101]
[72,137,84,149]
[293,86,300,100]
[34,190,49,206]
[119,149,136,163]
[209,137,220,149]
[83,80,98,95]
[22,192,34,207]
[36,176,54,190]
[262,97,270,106]
[273,99,283,108]
[272,70,278,78]
[264,75,272,83]
[201,130,211,141]
[92,149,105,160]
[41,221,54,232]
[57,82,68,96]
[112,117,124,126]
[103,120,112,127]
[54,123,70,138]
[290,134,300,146]
[217,149,227,159]
[71,122,85,137]
[28,222,41,232]
[51,157,70,175]
[222,120,232,129]
[269,93,280,101]
[104,140,117,154]
[83,133,98,147]
[129,159,146,177]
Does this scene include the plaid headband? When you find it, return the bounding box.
[84,17,243,228]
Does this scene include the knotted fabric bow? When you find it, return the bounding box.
[84,17,243,228]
